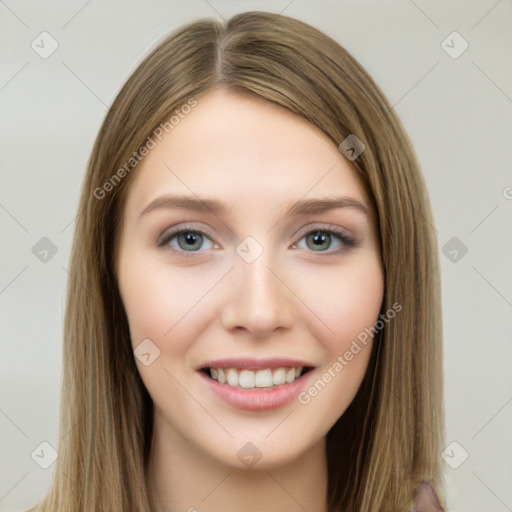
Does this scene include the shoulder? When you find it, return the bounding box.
[412,480,444,512]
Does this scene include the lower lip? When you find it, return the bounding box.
[198,370,314,411]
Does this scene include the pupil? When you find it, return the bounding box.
[179,232,202,250]
[308,231,330,251]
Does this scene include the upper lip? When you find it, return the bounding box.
[196,357,317,371]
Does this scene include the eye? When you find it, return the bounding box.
[158,227,216,253]
[157,224,356,256]
[293,227,355,253]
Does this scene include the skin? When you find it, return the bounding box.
[116,88,384,512]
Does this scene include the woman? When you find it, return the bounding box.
[29,11,445,512]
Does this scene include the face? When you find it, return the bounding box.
[116,89,384,469]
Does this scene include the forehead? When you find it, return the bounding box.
[124,89,370,218]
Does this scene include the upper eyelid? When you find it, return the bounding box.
[157,223,217,246]
[293,222,351,239]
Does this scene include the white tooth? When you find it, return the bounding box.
[255,369,273,388]
[273,367,286,385]
[226,368,239,386]
[285,368,296,383]
[239,370,256,389]
[216,367,301,388]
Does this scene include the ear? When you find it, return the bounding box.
[412,480,444,512]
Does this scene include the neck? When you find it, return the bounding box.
[145,415,329,512]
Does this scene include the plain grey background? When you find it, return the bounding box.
[1,1,511,511]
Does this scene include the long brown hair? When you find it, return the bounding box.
[29,11,445,512]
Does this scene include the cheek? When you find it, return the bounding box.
[117,253,214,404]
[292,256,383,427]
[117,250,222,353]
[119,271,174,347]
[296,255,384,352]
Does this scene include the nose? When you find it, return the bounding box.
[220,250,295,338]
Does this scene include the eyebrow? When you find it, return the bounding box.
[138,194,369,220]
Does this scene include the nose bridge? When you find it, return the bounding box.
[221,241,294,336]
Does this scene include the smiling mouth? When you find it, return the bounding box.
[199,366,315,389]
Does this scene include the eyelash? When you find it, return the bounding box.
[157,224,356,258]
